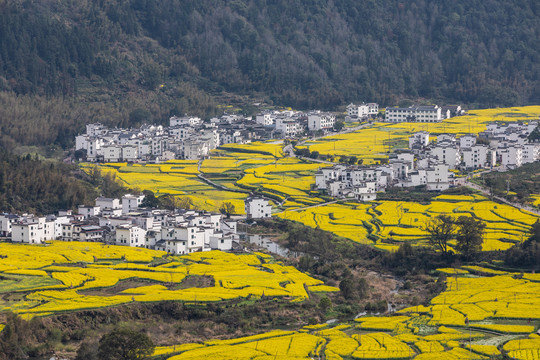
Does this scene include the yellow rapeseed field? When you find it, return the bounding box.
[278,194,539,251]
[154,267,540,360]
[0,242,337,318]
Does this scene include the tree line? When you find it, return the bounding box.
[0,0,539,150]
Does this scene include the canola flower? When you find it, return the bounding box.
[278,194,539,251]
[0,243,337,318]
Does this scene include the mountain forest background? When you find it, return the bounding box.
[0,0,539,150]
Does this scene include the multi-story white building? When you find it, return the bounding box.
[409,131,430,148]
[426,164,450,191]
[256,112,274,126]
[170,116,201,127]
[346,103,378,118]
[116,224,147,247]
[245,197,272,219]
[385,105,442,123]
[78,205,101,219]
[307,112,335,131]
[354,182,377,201]
[0,213,19,237]
[459,135,477,148]
[430,145,461,169]
[461,145,491,170]
[275,118,301,137]
[122,194,145,214]
[158,224,206,254]
[101,145,122,162]
[346,103,369,118]
[95,197,121,211]
[522,143,540,164]
[500,146,523,169]
[12,217,54,244]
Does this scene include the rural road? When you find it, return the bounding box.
[465,180,540,216]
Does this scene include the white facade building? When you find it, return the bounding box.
[11,217,54,244]
[385,105,442,123]
[500,146,523,169]
[461,145,490,170]
[307,113,335,131]
[95,197,121,210]
[122,194,145,214]
[78,205,101,219]
[459,135,477,148]
[116,224,147,247]
[245,197,272,219]
[354,182,377,201]
[522,144,540,164]
[275,118,301,137]
[256,113,274,126]
[426,164,450,191]
[430,145,461,169]
[170,116,201,127]
[409,131,430,148]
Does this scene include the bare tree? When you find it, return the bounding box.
[422,215,456,254]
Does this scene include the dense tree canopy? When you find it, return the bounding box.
[0,0,537,148]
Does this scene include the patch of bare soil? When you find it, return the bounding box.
[169,275,215,290]
[78,279,159,296]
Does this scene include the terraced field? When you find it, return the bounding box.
[153,267,540,360]
[278,194,539,251]
[0,242,338,319]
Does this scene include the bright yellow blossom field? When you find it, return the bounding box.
[278,194,539,251]
[153,269,540,360]
[0,242,337,319]
[84,142,329,214]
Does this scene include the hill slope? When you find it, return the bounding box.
[0,0,539,148]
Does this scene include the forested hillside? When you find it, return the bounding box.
[0,0,539,148]
[0,152,127,214]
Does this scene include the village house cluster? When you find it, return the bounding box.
[0,194,243,254]
[74,102,385,162]
[75,108,360,162]
[315,120,539,200]
[383,105,464,123]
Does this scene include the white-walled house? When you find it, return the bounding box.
[116,224,147,247]
[461,145,490,170]
[275,118,301,137]
[0,214,18,237]
[346,103,378,118]
[522,143,540,164]
[430,144,461,169]
[459,135,477,148]
[307,112,335,131]
[245,197,272,219]
[78,205,101,219]
[101,145,122,162]
[500,146,523,169]
[409,131,430,148]
[256,113,274,126]
[122,194,145,214]
[170,116,201,127]
[385,105,442,123]
[426,164,450,191]
[12,217,54,244]
[95,197,121,210]
[158,225,206,254]
[354,182,377,201]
